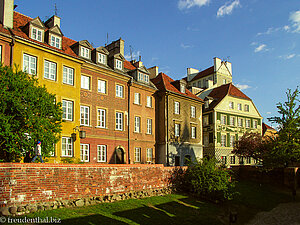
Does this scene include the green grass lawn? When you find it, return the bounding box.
[19,181,297,225]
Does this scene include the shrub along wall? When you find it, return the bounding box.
[0,163,177,216]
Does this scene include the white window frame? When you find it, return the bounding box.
[144,74,149,83]
[134,93,141,105]
[50,35,61,49]
[229,116,235,126]
[191,106,196,118]
[62,100,73,121]
[116,84,124,98]
[80,106,90,126]
[221,135,226,147]
[146,148,153,163]
[61,137,73,157]
[63,66,74,85]
[98,79,107,94]
[230,156,236,164]
[134,116,141,133]
[146,96,152,108]
[116,112,123,131]
[134,147,141,162]
[174,101,180,114]
[138,72,144,82]
[97,108,106,128]
[80,144,89,162]
[44,60,56,81]
[23,54,37,75]
[229,101,234,109]
[230,136,235,147]
[245,104,250,112]
[180,84,185,93]
[246,119,251,128]
[238,118,243,127]
[81,46,90,58]
[97,145,107,162]
[116,59,123,70]
[191,126,196,139]
[81,75,90,90]
[147,119,152,134]
[98,53,107,64]
[31,27,42,42]
[237,103,242,111]
[221,115,227,125]
[175,123,180,137]
[253,120,258,129]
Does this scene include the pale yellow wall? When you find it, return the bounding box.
[13,39,83,163]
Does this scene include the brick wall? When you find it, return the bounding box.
[0,163,176,210]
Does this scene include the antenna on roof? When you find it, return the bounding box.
[129,45,133,61]
[227,56,230,62]
[54,3,58,16]
[106,33,109,45]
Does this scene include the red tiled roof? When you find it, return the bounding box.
[191,66,214,82]
[151,72,203,102]
[262,123,276,134]
[124,60,136,70]
[11,11,78,58]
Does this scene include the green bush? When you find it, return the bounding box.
[184,158,236,201]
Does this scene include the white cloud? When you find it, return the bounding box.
[254,44,267,53]
[235,84,251,90]
[279,54,296,60]
[124,51,141,61]
[256,27,281,36]
[283,25,290,31]
[217,0,241,18]
[266,112,272,115]
[289,10,300,33]
[178,0,210,10]
[181,43,193,49]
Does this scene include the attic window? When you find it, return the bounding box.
[81,46,90,59]
[50,35,61,49]
[116,59,123,70]
[31,27,43,42]
[180,84,185,93]
[205,101,209,109]
[98,53,106,64]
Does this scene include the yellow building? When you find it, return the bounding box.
[11,11,83,162]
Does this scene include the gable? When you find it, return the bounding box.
[95,46,109,55]
[78,40,93,49]
[48,25,63,36]
[30,17,45,29]
[216,62,231,76]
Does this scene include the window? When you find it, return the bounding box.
[138,72,144,81]
[237,103,242,111]
[98,80,107,94]
[229,116,235,126]
[214,74,217,84]
[81,75,90,90]
[175,123,180,137]
[134,147,141,162]
[23,54,37,75]
[63,66,74,85]
[147,119,152,134]
[239,157,244,164]
[44,60,56,80]
[81,46,90,58]
[221,156,227,164]
[97,109,106,128]
[180,84,185,93]
[246,157,251,164]
[80,106,89,126]
[134,93,140,105]
[144,74,149,83]
[253,120,258,129]
[223,79,226,84]
[205,101,209,109]
[192,83,196,87]
[230,156,236,164]
[116,112,123,131]
[204,134,209,146]
[116,59,123,70]
[80,144,89,162]
[197,81,201,88]
[221,135,226,147]
[98,53,106,64]
[230,136,235,147]
[191,126,196,139]
[221,115,227,125]
[146,148,153,163]
[116,84,124,98]
[174,101,180,114]
[229,101,234,109]
[238,118,243,127]
[203,116,209,126]
[146,96,152,107]
[62,100,73,121]
[134,116,141,133]
[50,35,61,49]
[246,119,251,128]
[191,106,196,118]
[97,145,107,162]
[31,27,42,42]
[245,104,250,112]
[61,137,73,157]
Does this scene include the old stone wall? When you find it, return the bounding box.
[0,163,177,216]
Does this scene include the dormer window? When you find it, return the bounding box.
[32,27,43,42]
[50,35,61,49]
[81,46,90,59]
[180,84,185,93]
[144,74,149,83]
[116,59,123,70]
[98,53,106,64]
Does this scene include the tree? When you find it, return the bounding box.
[0,65,62,162]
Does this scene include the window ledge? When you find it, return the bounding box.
[95,126,108,129]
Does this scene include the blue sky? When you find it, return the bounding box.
[15,0,300,125]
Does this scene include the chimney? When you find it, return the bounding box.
[214,57,221,72]
[148,66,159,79]
[187,68,199,82]
[0,0,14,29]
[45,15,61,28]
[106,38,125,56]
[133,61,143,68]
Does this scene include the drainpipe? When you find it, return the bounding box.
[127,77,133,164]
[8,28,15,67]
[166,93,170,166]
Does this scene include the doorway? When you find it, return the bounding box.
[115,148,125,164]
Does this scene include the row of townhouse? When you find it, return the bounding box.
[0,1,204,166]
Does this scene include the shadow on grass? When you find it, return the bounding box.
[61,214,127,225]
